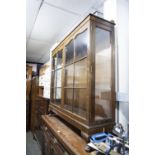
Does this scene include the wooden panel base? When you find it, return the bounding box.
[50,105,115,141]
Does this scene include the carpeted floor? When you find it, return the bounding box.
[26,131,42,155]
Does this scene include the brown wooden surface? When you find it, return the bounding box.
[35,96,50,129]
[35,96,50,152]
[26,65,32,131]
[30,77,39,134]
[42,115,90,155]
[26,65,32,99]
[39,62,50,76]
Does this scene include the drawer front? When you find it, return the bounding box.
[42,125,55,143]
[54,139,67,155]
[53,138,69,155]
[42,127,70,155]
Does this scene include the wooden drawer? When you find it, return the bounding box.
[42,124,69,155]
[53,139,67,155]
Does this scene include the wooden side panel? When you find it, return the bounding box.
[26,65,32,131]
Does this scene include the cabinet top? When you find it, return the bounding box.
[89,13,115,25]
[51,13,115,54]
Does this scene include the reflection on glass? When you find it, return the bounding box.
[95,27,112,120]
[73,89,87,118]
[53,56,57,70]
[54,72,56,88]
[74,59,87,88]
[75,29,88,60]
[55,69,62,87]
[53,88,55,100]
[64,88,73,111]
[65,40,74,64]
[53,64,62,105]
[55,88,61,104]
[57,50,62,68]
[64,65,74,87]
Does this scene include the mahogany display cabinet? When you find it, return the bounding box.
[49,14,116,140]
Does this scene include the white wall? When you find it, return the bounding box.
[103,0,129,129]
[116,0,129,130]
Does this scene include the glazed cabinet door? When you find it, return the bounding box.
[51,48,63,106]
[63,23,90,120]
[51,22,91,123]
[93,22,115,122]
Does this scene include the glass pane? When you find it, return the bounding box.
[64,65,74,87]
[95,27,112,120]
[57,50,62,69]
[64,88,73,111]
[75,29,88,60]
[73,89,87,118]
[55,69,62,87]
[53,56,57,70]
[55,88,61,104]
[54,72,56,88]
[65,40,74,64]
[74,59,87,88]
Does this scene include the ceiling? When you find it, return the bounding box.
[26,0,104,63]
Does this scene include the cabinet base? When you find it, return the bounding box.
[49,106,115,141]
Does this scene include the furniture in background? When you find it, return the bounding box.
[30,77,39,135]
[35,96,50,149]
[28,63,50,148]
[30,78,50,149]
[26,65,32,131]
